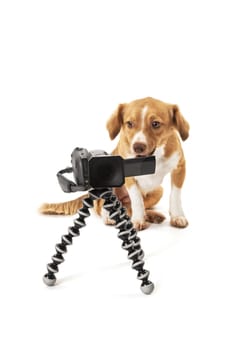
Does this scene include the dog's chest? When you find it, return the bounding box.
[135,148,180,194]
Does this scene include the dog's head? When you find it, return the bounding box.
[106,97,189,157]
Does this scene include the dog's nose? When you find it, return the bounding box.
[133,142,147,154]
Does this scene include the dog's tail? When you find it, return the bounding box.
[39,194,88,215]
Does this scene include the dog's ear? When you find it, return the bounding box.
[106,104,125,140]
[171,105,190,141]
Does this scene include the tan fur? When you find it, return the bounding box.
[106,97,189,230]
[107,98,189,159]
[39,195,87,215]
[171,157,186,188]
[40,97,189,230]
[93,198,104,217]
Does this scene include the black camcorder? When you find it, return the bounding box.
[57,147,156,192]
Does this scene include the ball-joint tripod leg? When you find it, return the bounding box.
[43,188,154,294]
[43,196,94,286]
[100,189,154,295]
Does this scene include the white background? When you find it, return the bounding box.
[1,0,233,349]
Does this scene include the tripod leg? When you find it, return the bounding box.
[101,189,154,295]
[43,197,94,286]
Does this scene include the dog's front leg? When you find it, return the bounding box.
[169,159,188,228]
[125,178,149,231]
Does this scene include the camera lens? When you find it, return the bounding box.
[89,156,124,188]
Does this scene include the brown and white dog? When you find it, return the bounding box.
[40,97,189,230]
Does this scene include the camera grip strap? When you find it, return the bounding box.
[57,167,80,193]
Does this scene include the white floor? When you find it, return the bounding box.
[2,160,232,350]
[1,1,233,349]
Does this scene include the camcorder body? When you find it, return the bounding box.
[57,147,156,193]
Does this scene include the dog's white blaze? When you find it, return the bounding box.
[130,105,148,152]
[132,131,147,144]
[169,185,184,217]
[136,146,180,194]
[128,184,145,222]
[141,105,148,128]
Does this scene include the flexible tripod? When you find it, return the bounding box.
[43,188,154,294]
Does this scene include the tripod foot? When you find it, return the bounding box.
[140,282,154,295]
[43,274,56,286]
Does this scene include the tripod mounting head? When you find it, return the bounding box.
[57,147,156,192]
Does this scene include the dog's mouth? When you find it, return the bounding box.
[135,148,156,158]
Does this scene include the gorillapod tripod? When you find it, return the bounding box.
[43,187,154,294]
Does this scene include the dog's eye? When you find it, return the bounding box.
[152,121,161,129]
[126,121,134,129]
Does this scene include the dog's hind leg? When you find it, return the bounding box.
[144,187,166,224]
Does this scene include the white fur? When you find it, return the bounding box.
[101,207,113,225]
[127,184,145,223]
[141,105,148,126]
[131,131,147,145]
[136,146,180,194]
[126,145,181,225]
[114,101,187,228]
[169,185,184,217]
[130,106,148,153]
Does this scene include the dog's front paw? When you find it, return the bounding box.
[170,216,188,228]
[101,208,115,226]
[104,217,116,225]
[132,219,150,231]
